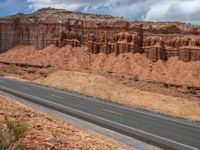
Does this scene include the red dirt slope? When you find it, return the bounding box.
[0,45,199,87]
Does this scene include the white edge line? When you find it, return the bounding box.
[9,78,200,130]
[0,85,198,150]
[51,94,64,99]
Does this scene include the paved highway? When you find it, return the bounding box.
[0,77,200,150]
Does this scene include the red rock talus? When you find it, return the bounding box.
[0,8,200,62]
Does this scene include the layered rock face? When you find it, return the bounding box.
[0,8,200,62]
[143,34,200,62]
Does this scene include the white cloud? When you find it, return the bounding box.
[144,0,200,25]
[26,0,154,19]
[27,0,107,11]
[26,0,200,25]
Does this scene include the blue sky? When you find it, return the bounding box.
[1,0,200,25]
[0,0,31,16]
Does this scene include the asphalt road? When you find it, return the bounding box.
[0,77,200,150]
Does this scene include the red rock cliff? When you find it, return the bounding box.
[0,8,200,62]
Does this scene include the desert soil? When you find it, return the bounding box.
[0,45,200,87]
[0,95,129,150]
[35,71,200,121]
[0,45,200,122]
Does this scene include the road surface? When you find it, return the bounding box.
[0,77,200,150]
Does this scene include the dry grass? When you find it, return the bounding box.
[36,71,200,121]
[0,70,6,76]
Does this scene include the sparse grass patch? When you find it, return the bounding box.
[0,70,6,76]
[0,115,28,150]
[5,115,27,138]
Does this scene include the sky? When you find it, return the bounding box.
[0,0,200,25]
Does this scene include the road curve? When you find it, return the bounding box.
[0,77,200,150]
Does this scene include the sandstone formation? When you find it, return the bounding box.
[0,8,200,62]
[1,44,200,87]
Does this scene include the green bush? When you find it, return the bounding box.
[0,115,28,150]
[5,115,27,138]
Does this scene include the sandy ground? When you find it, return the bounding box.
[36,71,200,121]
[0,95,129,150]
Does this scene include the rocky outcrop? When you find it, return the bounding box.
[0,8,200,62]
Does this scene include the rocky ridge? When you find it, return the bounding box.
[0,8,200,62]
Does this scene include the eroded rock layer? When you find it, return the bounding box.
[0,8,200,62]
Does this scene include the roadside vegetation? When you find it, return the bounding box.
[0,115,28,150]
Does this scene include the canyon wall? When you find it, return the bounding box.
[0,8,200,62]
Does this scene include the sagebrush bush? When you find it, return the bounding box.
[5,115,27,138]
[131,74,139,81]
[0,115,28,150]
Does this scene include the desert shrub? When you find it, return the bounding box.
[131,74,139,81]
[5,115,27,138]
[0,133,6,150]
[163,83,169,88]
[46,64,53,68]
[0,115,28,150]
[187,88,197,95]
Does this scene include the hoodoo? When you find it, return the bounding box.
[0,8,200,62]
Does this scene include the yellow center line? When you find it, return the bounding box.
[102,108,123,116]
[52,94,64,100]
[0,80,5,83]
[20,86,28,89]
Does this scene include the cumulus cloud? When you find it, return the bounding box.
[26,0,155,19]
[26,0,200,25]
[144,0,200,25]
